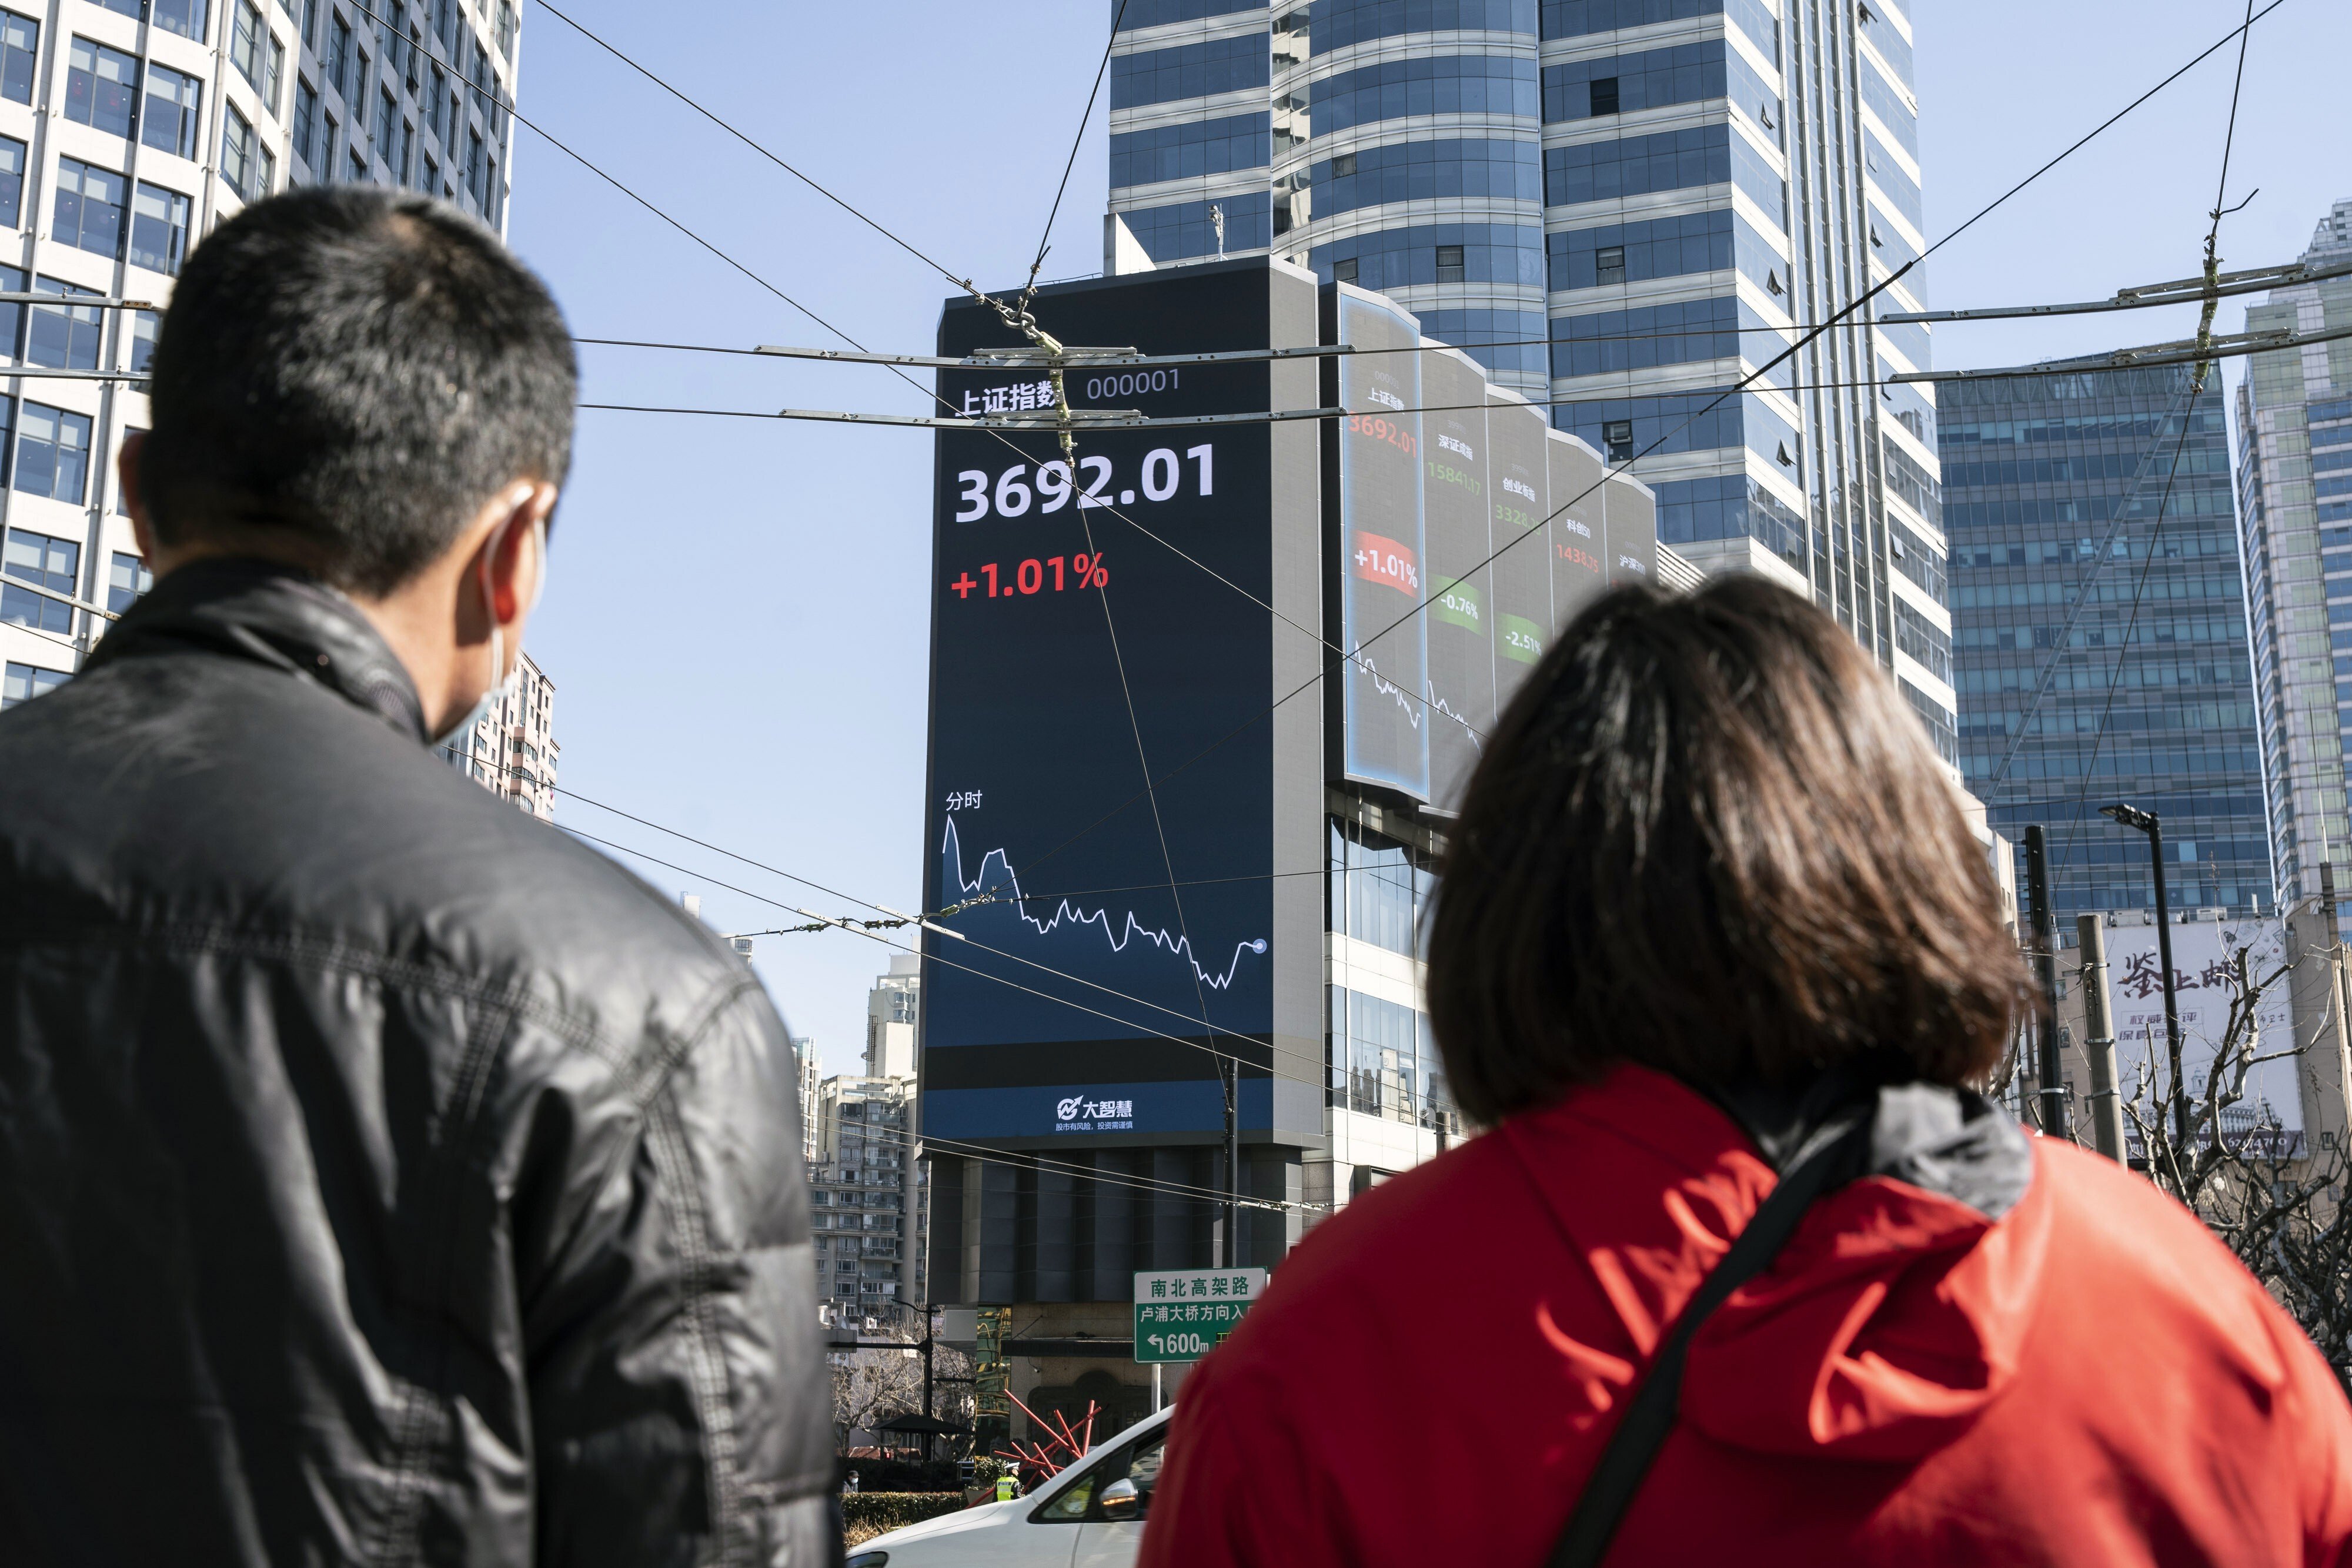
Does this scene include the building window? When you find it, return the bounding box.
[1331,151,1357,177]
[348,145,366,183]
[2,661,66,709]
[1588,75,1620,115]
[293,78,319,167]
[421,151,438,195]
[0,263,21,361]
[107,550,152,613]
[496,0,516,60]
[0,136,22,229]
[154,0,210,44]
[1603,419,1633,461]
[1435,243,1465,283]
[17,403,93,504]
[222,106,269,200]
[328,13,351,96]
[114,423,145,510]
[28,279,102,371]
[265,34,286,114]
[53,159,129,259]
[130,183,192,276]
[466,128,485,205]
[1595,244,1626,285]
[322,111,339,175]
[427,62,446,138]
[126,313,156,375]
[144,65,205,161]
[94,0,146,20]
[2,527,78,635]
[396,118,415,185]
[376,85,397,162]
[67,38,141,139]
[231,2,267,92]
[0,12,36,107]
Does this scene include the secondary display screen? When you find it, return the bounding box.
[1546,430,1607,640]
[1605,471,1659,586]
[1421,346,1493,813]
[1485,386,1553,721]
[923,266,1291,1144]
[1334,287,1431,802]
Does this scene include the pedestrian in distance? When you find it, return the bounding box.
[1140,576,2352,1567]
[0,188,839,1566]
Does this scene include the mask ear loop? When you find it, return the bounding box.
[477,504,545,698]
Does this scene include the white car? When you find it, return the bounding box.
[846,1406,1173,1568]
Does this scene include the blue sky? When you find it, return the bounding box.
[505,0,2351,1075]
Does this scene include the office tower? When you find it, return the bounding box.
[0,0,527,763]
[1941,365,2267,924]
[2238,199,2352,911]
[1105,0,1952,761]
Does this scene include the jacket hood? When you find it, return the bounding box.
[83,557,426,741]
[1509,1065,2047,1464]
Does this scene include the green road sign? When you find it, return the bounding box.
[1133,1268,1266,1364]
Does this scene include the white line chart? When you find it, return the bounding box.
[941,815,1269,992]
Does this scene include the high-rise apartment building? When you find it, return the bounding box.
[0,0,523,731]
[438,647,556,817]
[808,1073,928,1328]
[1106,0,1952,758]
[2238,199,2352,911]
[1942,366,2266,924]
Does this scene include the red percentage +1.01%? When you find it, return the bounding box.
[949,552,1110,600]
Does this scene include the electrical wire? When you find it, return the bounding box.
[1019,0,1135,315]
[2046,371,2204,881]
[847,1121,1326,1215]
[542,815,1330,1084]
[532,0,1013,316]
[446,748,1329,1076]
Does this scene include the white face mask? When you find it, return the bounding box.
[431,511,546,748]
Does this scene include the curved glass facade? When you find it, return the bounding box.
[1104,0,1952,757]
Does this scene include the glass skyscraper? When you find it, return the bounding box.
[2238,199,2352,910]
[1105,0,1955,754]
[1941,366,2267,924]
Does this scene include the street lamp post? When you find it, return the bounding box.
[2100,803,2187,1151]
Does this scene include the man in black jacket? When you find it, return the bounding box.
[0,189,838,1564]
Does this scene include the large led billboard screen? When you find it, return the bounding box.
[921,262,1325,1149]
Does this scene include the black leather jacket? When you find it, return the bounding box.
[0,562,839,1567]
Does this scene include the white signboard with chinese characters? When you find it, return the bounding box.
[2099,916,2302,1142]
[1132,1268,1266,1364]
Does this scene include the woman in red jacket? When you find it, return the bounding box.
[1141,577,2352,1567]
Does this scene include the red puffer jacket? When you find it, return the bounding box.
[1140,1064,2352,1566]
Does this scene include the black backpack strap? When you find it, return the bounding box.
[1546,1105,1875,1568]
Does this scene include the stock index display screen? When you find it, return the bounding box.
[922,262,1314,1147]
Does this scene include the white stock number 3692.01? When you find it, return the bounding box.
[954,446,1214,523]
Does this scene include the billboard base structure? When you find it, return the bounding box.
[919,260,1655,1309]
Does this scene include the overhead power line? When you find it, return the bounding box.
[1892,319,2352,383]
[554,818,1325,1084]
[450,752,1325,1081]
[1878,255,2352,326]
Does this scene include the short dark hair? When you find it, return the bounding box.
[1426,577,2026,1126]
[140,187,576,596]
